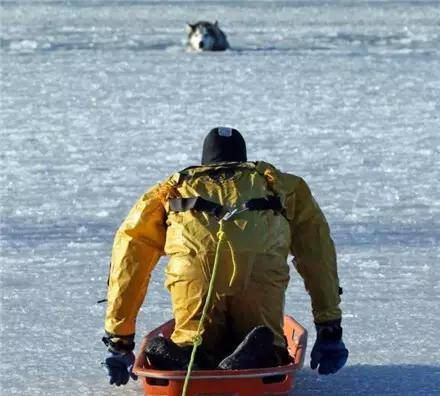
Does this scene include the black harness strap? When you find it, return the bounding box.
[170,197,224,218]
[245,195,282,211]
[169,196,282,218]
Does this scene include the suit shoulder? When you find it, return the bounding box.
[255,161,304,192]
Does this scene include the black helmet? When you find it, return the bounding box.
[201,127,247,165]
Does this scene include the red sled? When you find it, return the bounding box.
[133,315,308,396]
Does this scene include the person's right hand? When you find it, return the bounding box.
[310,320,348,375]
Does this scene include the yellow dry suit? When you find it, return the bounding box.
[105,161,342,352]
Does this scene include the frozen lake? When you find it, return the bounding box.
[1,0,439,394]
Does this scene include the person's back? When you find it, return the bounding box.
[162,160,293,362]
[165,162,291,256]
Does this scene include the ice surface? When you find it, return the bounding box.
[1,0,440,395]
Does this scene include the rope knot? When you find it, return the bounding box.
[192,334,202,346]
[217,230,225,240]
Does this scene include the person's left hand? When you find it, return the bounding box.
[310,320,348,375]
[103,351,138,386]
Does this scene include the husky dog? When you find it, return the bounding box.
[186,21,230,52]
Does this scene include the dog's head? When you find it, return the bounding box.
[186,21,220,51]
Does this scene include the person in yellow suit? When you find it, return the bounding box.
[102,127,348,386]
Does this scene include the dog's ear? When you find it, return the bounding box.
[214,20,219,27]
[186,23,195,33]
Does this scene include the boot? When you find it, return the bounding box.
[218,326,279,370]
[144,336,192,370]
[144,336,216,370]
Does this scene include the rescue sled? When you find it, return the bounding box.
[133,315,307,396]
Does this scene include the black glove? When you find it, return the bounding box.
[310,319,348,375]
[103,351,137,386]
[102,334,137,386]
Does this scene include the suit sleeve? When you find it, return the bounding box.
[104,184,167,337]
[286,177,342,323]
